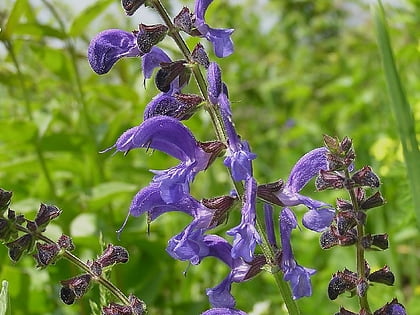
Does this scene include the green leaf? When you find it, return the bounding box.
[372,1,420,227]
[69,0,114,37]
[88,182,137,209]
[0,0,28,40]
[0,280,10,315]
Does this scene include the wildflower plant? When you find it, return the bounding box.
[0,0,412,314]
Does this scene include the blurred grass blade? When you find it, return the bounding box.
[0,0,28,40]
[373,1,420,227]
[0,280,10,315]
[69,0,114,37]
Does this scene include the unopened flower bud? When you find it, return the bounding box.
[33,242,60,267]
[202,195,236,227]
[336,198,353,211]
[243,254,266,281]
[58,234,75,251]
[374,298,406,315]
[361,233,389,250]
[121,0,146,16]
[320,228,339,249]
[360,191,385,210]
[257,180,285,206]
[336,211,357,235]
[155,61,189,93]
[129,294,147,315]
[6,234,34,262]
[0,218,12,241]
[368,265,394,286]
[89,260,103,276]
[35,203,61,231]
[136,24,168,54]
[338,229,357,247]
[356,278,368,297]
[323,134,340,153]
[97,244,129,268]
[335,307,357,315]
[60,274,92,304]
[174,7,193,33]
[340,136,352,153]
[315,170,345,191]
[328,269,358,300]
[198,141,227,169]
[103,302,133,315]
[192,43,210,68]
[352,166,380,188]
[0,188,12,213]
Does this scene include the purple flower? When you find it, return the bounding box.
[227,177,261,262]
[194,0,234,57]
[207,62,256,181]
[201,308,247,315]
[200,235,260,309]
[104,116,223,203]
[88,29,171,76]
[280,207,316,299]
[275,147,335,232]
[88,29,140,74]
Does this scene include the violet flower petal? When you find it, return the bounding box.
[194,0,234,58]
[302,208,335,232]
[285,147,328,193]
[227,177,261,262]
[280,207,316,299]
[88,29,140,75]
[111,116,200,162]
[142,46,171,79]
[206,275,235,309]
[166,224,209,265]
[201,308,247,315]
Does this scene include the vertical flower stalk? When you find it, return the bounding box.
[317,135,406,314]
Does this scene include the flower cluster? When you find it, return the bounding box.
[87,1,339,313]
[317,135,406,314]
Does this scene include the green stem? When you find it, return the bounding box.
[255,216,301,315]
[344,170,371,314]
[3,40,57,199]
[15,225,132,306]
[151,1,300,313]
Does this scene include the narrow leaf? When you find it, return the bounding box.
[372,1,420,226]
[1,0,28,40]
[69,0,114,37]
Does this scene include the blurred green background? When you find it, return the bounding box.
[0,0,419,314]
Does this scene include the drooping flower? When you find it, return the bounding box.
[88,29,141,74]
[206,62,256,181]
[280,207,316,299]
[200,235,264,309]
[227,177,261,262]
[88,28,171,76]
[259,147,335,232]
[194,0,234,57]
[104,116,225,203]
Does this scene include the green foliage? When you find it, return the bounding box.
[0,0,419,314]
[0,280,10,315]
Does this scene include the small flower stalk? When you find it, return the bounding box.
[0,190,146,314]
[318,135,406,314]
